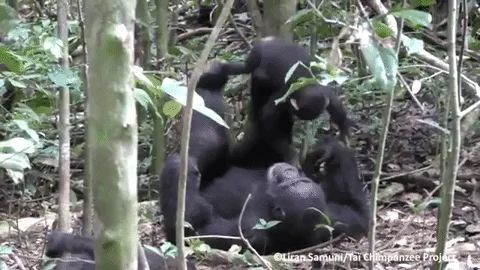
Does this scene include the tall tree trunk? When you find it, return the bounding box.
[149,0,169,176]
[263,0,296,40]
[434,0,462,268]
[85,0,139,268]
[136,0,152,67]
[76,0,94,237]
[57,0,71,232]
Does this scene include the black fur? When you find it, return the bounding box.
[45,232,196,270]
[189,62,230,186]
[219,37,352,149]
[160,141,368,254]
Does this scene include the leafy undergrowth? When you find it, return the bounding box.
[1,101,479,269]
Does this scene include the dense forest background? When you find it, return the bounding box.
[0,0,479,269]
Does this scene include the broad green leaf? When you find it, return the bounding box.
[401,36,424,55]
[13,120,40,143]
[379,46,398,89]
[0,79,4,88]
[286,9,314,25]
[6,168,24,184]
[7,78,26,88]
[162,100,182,117]
[372,21,395,38]
[391,9,432,28]
[134,87,155,111]
[0,137,36,154]
[161,78,229,128]
[133,65,154,88]
[42,36,64,59]
[0,245,12,255]
[0,152,31,171]
[359,29,387,89]
[0,46,24,73]
[160,242,178,258]
[48,69,77,88]
[275,77,318,105]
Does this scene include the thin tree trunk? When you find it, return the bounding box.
[175,1,235,268]
[434,0,461,268]
[85,0,139,268]
[263,0,296,41]
[149,0,169,175]
[76,0,94,237]
[57,0,71,232]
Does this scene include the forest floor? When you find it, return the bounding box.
[2,12,480,270]
[1,97,479,270]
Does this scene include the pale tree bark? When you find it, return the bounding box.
[263,0,296,40]
[85,0,139,269]
[434,0,462,268]
[57,0,71,232]
[76,0,94,237]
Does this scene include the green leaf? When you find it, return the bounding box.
[265,220,281,228]
[359,30,387,88]
[413,197,441,213]
[13,120,40,143]
[391,9,432,28]
[161,78,229,128]
[275,77,318,105]
[0,245,12,255]
[133,65,154,88]
[286,9,314,25]
[0,3,18,35]
[373,21,395,38]
[0,260,8,270]
[379,46,398,88]
[0,79,4,88]
[0,137,36,154]
[411,0,435,8]
[42,36,64,59]
[162,100,182,118]
[0,152,31,171]
[0,46,24,73]
[48,68,76,88]
[7,78,26,88]
[284,61,301,84]
[401,36,424,55]
[134,88,155,111]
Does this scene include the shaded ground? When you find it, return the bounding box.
[2,8,480,270]
[1,97,479,269]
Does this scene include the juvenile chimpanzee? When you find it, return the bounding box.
[218,37,351,134]
[45,232,197,270]
[214,37,351,167]
[188,61,231,186]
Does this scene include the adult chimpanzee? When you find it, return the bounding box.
[303,135,369,238]
[214,37,351,167]
[160,137,368,254]
[188,61,231,186]
[45,232,197,270]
